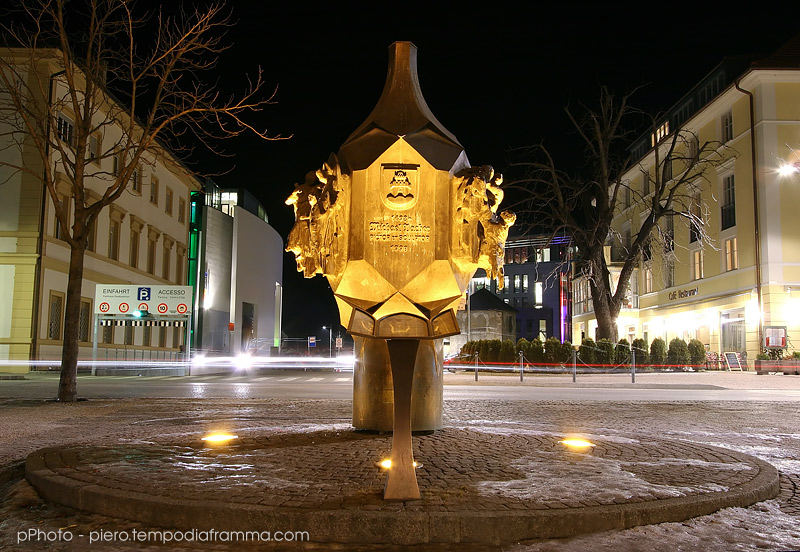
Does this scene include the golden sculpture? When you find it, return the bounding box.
[286,42,513,500]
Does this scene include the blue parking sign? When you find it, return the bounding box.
[137,287,151,301]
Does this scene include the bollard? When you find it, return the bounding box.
[631,347,636,384]
[474,353,479,381]
[572,349,577,383]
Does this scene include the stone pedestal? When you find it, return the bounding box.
[352,336,443,432]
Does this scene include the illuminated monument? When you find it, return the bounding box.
[286,41,514,500]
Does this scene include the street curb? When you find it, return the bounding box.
[25,441,779,545]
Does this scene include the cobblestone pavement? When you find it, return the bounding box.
[2,399,800,550]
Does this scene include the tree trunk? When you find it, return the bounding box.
[588,248,619,342]
[58,243,86,402]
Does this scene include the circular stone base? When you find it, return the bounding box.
[25,428,778,545]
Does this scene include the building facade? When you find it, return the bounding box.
[447,235,571,355]
[572,41,800,364]
[0,51,199,369]
[190,185,283,355]
[450,288,517,354]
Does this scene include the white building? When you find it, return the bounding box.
[192,185,283,355]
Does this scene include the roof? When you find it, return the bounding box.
[338,42,466,171]
[469,288,516,312]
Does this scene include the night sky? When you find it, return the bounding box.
[191,3,798,338]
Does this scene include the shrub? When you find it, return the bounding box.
[478,340,490,362]
[615,339,630,365]
[596,338,615,366]
[793,351,800,360]
[631,338,648,365]
[688,339,705,366]
[500,339,516,363]
[560,341,574,363]
[667,338,689,366]
[516,338,530,360]
[528,338,544,363]
[544,337,561,363]
[579,338,596,365]
[487,340,501,362]
[650,338,666,365]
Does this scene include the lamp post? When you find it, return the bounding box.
[322,326,332,358]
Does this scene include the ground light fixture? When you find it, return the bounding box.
[377,459,421,469]
[201,432,239,445]
[558,438,596,452]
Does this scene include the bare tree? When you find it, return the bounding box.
[509,88,728,341]
[0,0,284,401]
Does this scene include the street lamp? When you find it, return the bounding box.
[322,325,332,358]
[778,162,800,177]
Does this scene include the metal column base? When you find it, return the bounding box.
[352,336,443,432]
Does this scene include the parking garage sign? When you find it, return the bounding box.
[94,285,193,315]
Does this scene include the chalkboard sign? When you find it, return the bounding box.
[724,352,743,371]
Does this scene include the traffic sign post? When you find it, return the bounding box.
[92,284,194,375]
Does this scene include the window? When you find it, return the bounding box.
[162,245,171,281]
[689,192,701,243]
[539,319,547,338]
[721,111,733,142]
[175,247,186,284]
[534,282,543,306]
[623,184,631,208]
[178,198,186,224]
[53,196,69,241]
[124,325,133,345]
[147,236,157,274]
[129,229,140,268]
[650,121,670,146]
[665,255,675,288]
[47,292,63,340]
[644,264,653,293]
[150,177,159,205]
[79,299,91,343]
[642,171,650,196]
[108,219,120,260]
[662,156,673,181]
[536,248,550,263]
[725,237,738,271]
[56,113,74,146]
[143,325,151,347]
[113,153,122,176]
[523,274,529,293]
[86,218,96,252]
[503,275,510,290]
[131,166,141,194]
[664,215,675,252]
[165,187,173,215]
[688,134,699,162]
[102,324,114,344]
[88,135,100,163]
[721,175,735,230]
[693,249,704,280]
[513,274,520,293]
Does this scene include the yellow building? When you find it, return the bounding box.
[0,49,201,370]
[572,40,800,365]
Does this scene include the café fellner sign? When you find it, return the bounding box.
[286,42,514,500]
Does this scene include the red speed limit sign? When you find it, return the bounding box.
[176,303,187,314]
[157,303,168,314]
[99,302,110,313]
